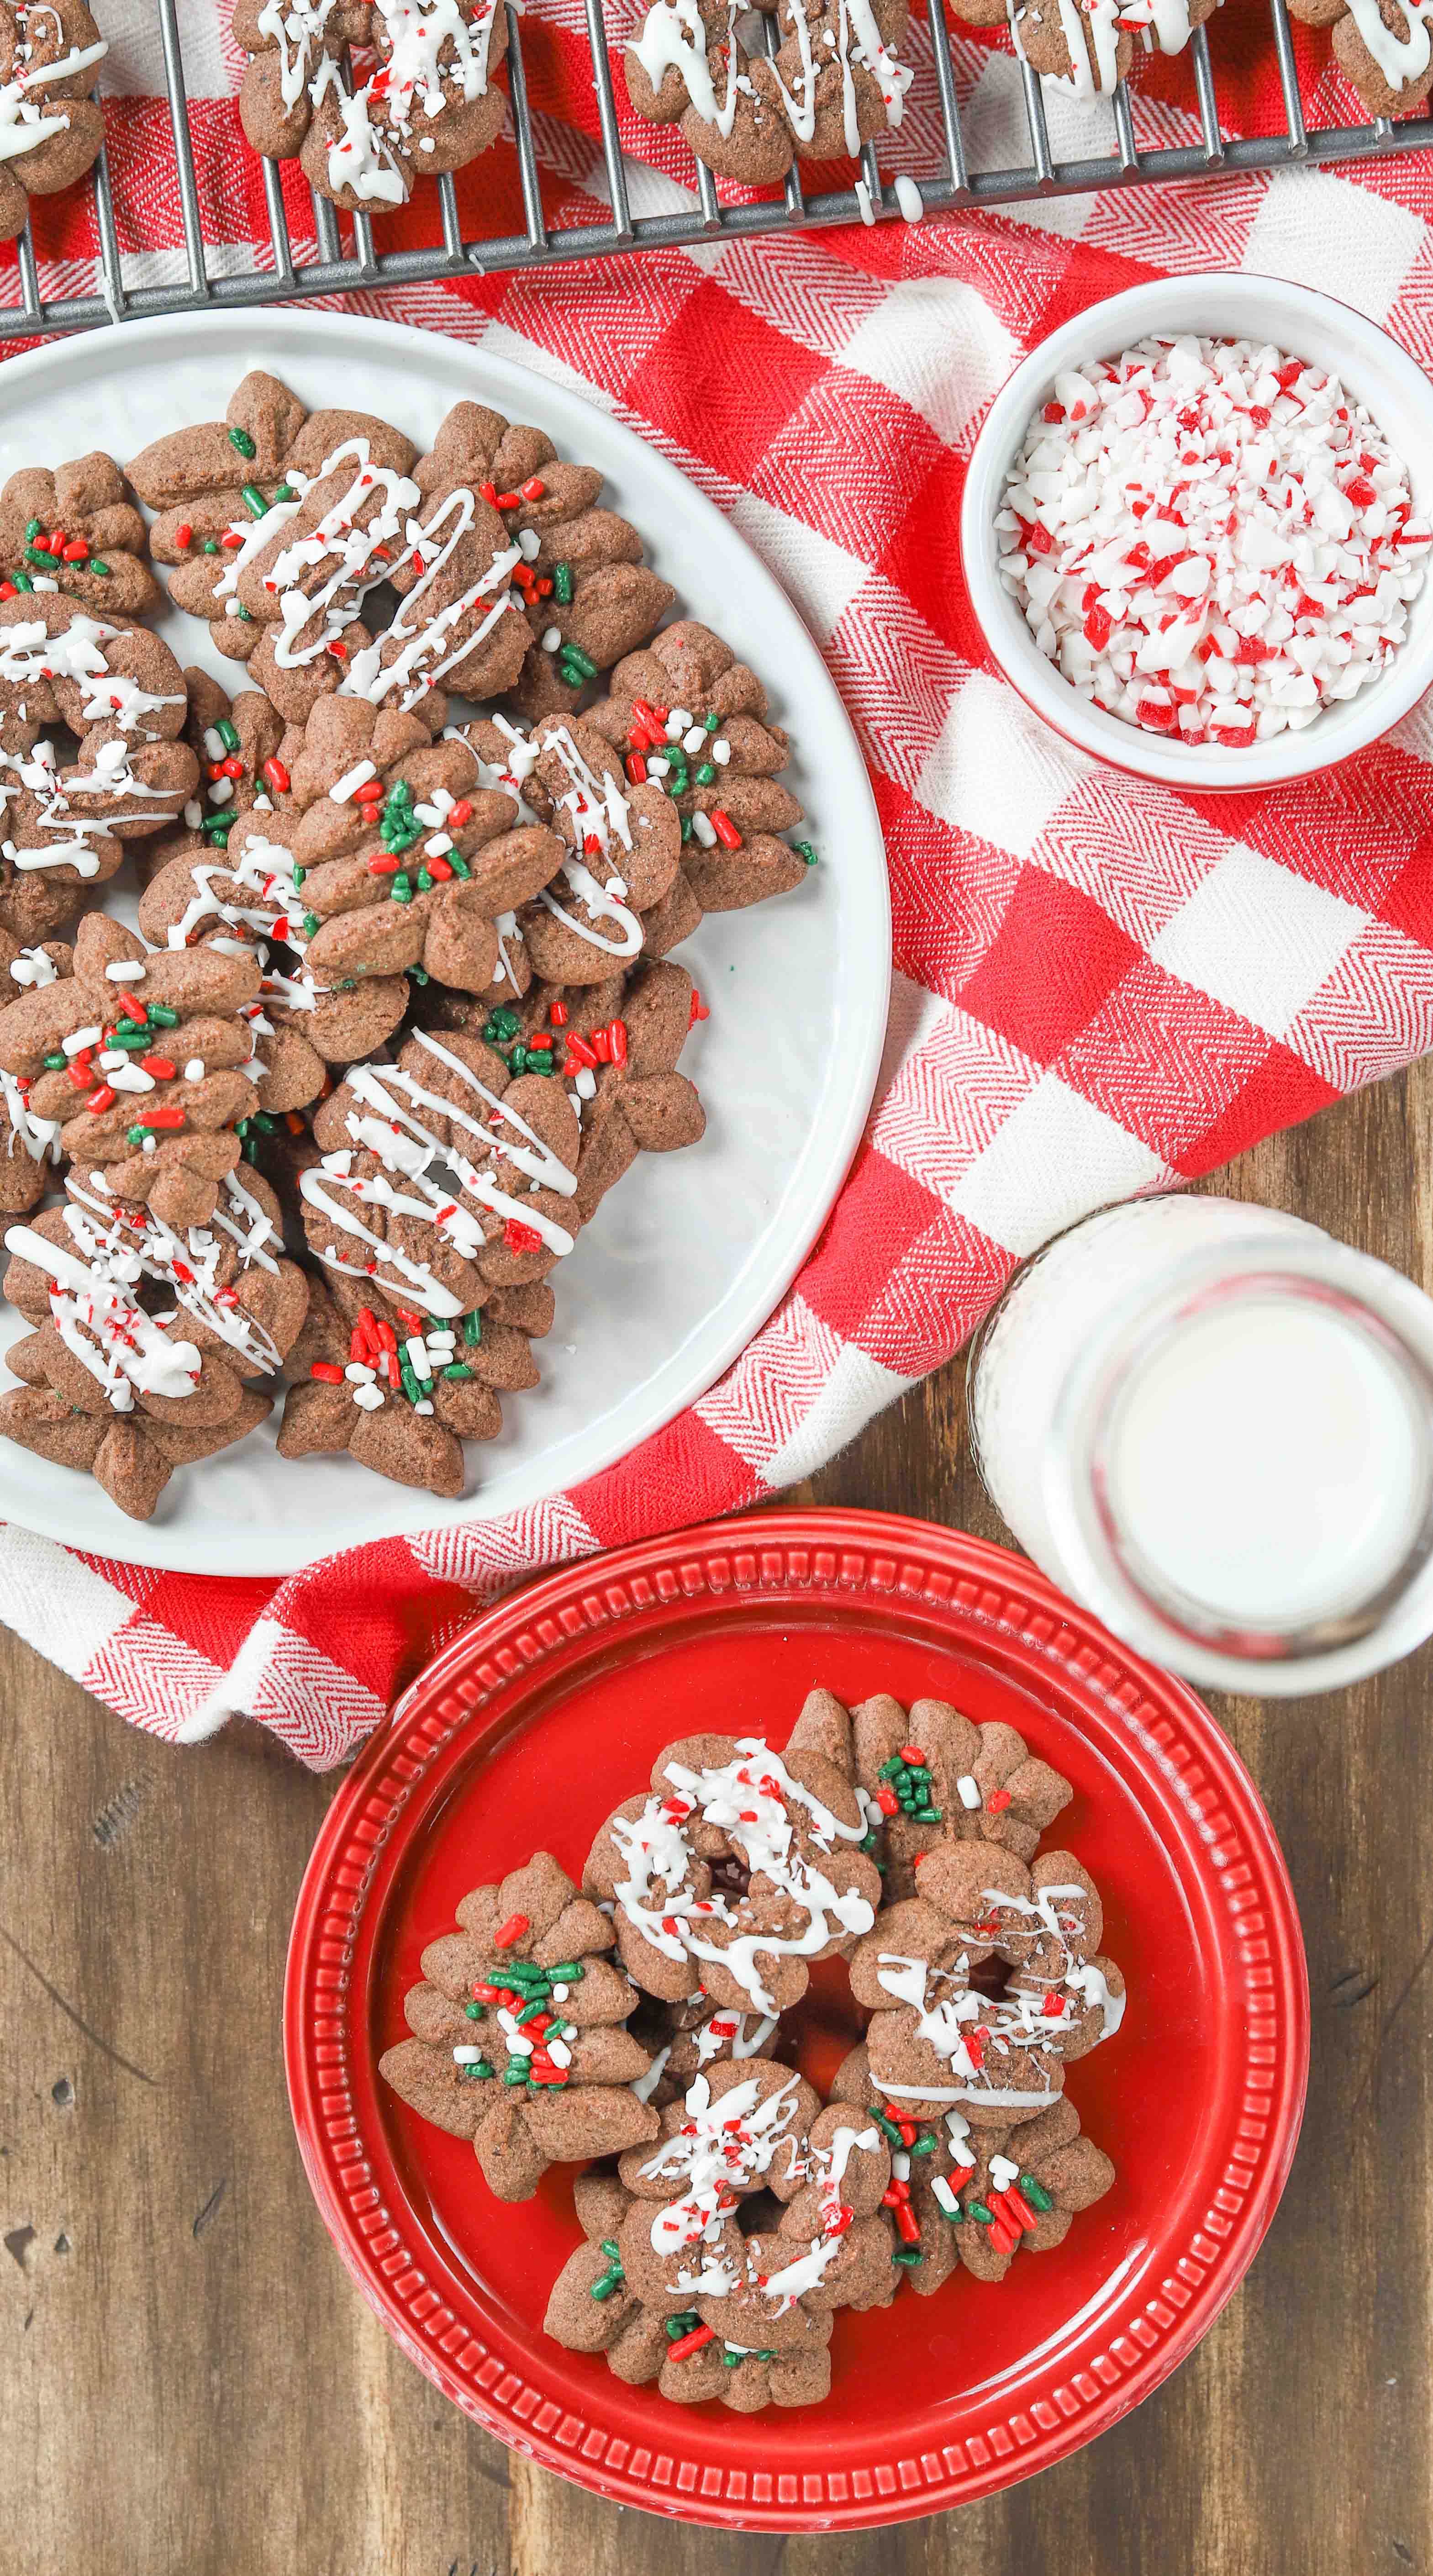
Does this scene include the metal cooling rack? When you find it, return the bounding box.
[6,0,1432,336]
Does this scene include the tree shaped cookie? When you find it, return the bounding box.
[379,1851,660,2199]
[276,1269,541,1496]
[0,452,158,620]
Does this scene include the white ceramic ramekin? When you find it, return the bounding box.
[959,271,1433,792]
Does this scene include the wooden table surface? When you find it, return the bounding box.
[3,1070,1429,2576]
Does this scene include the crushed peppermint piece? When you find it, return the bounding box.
[997,333,1431,749]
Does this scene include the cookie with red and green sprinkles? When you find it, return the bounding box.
[0,453,158,621]
[379,1850,661,2201]
[846,1689,1075,1888]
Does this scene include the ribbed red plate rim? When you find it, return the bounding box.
[284,1509,1310,2533]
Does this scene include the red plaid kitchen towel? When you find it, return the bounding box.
[3,2,1432,1762]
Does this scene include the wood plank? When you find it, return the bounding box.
[1,1063,1428,2575]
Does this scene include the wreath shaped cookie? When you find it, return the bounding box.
[234,0,508,215]
[984,0,1217,100]
[0,0,107,246]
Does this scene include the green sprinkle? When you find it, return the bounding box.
[464,2056,495,2080]
[203,539,220,555]
[501,2064,528,2087]
[274,482,298,503]
[795,840,819,868]
[125,1124,145,1145]
[966,2200,994,2227]
[1020,2174,1054,2212]
[237,605,254,622]
[42,1051,65,1070]
[664,2313,700,2344]
[871,2109,904,2149]
[24,546,54,567]
[546,1963,583,1984]
[302,912,320,937]
[443,1362,474,1381]
[91,560,111,576]
[10,569,32,591]
[108,1028,150,1052]
[553,560,573,605]
[600,2240,620,2259]
[463,1309,482,1348]
[680,813,692,843]
[590,2271,622,2302]
[893,2246,925,2267]
[147,1005,179,1028]
[228,425,257,459]
[241,483,268,519]
[215,718,241,753]
[292,865,306,888]
[911,2133,937,2155]
[252,1111,277,1134]
[447,851,471,881]
[464,1999,484,2020]
[721,2351,741,2369]
[23,517,39,540]
[704,711,720,732]
[416,869,432,893]
[694,762,716,786]
[508,1044,527,1075]
[399,1358,422,1406]
[484,1005,521,1043]
[524,1054,553,1076]
[390,875,412,904]
[562,643,597,681]
[408,965,430,987]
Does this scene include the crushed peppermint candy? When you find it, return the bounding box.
[996,333,1432,749]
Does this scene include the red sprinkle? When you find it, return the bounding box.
[85,1084,116,1114]
[493,1913,530,1951]
[549,1001,568,1027]
[520,476,546,501]
[136,1106,185,1130]
[116,993,148,1027]
[986,1788,1012,1814]
[310,1361,344,1384]
[61,539,90,563]
[625,753,647,786]
[139,1056,176,1080]
[448,799,473,827]
[503,1219,543,1256]
[688,988,709,1027]
[174,522,192,549]
[710,809,742,851]
[262,757,290,796]
[666,2323,717,2364]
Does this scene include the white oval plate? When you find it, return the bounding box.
[0,310,890,1575]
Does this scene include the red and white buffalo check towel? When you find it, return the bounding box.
[3,3,1433,1763]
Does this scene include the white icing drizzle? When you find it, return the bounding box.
[8,945,58,987]
[1342,0,1432,88]
[611,1738,874,2017]
[872,1873,1124,2103]
[533,727,644,959]
[255,0,341,108]
[63,1174,284,1380]
[342,486,520,709]
[226,438,423,670]
[1009,0,1122,96]
[812,2122,878,2233]
[311,0,501,204]
[0,32,107,165]
[5,1221,203,1411]
[0,1067,60,1163]
[643,2069,805,2272]
[632,0,742,135]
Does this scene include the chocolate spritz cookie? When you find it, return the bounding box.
[234,0,508,215]
[544,2059,893,2408]
[624,0,913,182]
[0,930,68,1214]
[126,376,675,730]
[584,1729,883,2016]
[828,2043,1116,2291]
[1003,0,1218,98]
[378,1852,661,2200]
[1284,0,1433,118]
[0,0,107,244]
[0,599,198,944]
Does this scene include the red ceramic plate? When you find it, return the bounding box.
[284,1510,1309,2533]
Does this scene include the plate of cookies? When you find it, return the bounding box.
[285,1510,1310,2533]
[0,309,888,1571]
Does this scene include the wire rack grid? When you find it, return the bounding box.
[5,0,1433,338]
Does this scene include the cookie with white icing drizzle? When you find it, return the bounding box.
[234,0,510,216]
[627,1989,788,2110]
[584,1730,883,2017]
[0,598,200,943]
[624,0,913,180]
[1285,0,1433,117]
[377,1849,661,2200]
[0,0,107,246]
[1004,0,1217,101]
[828,2041,1116,2291]
[543,2060,893,2406]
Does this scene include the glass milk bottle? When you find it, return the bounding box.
[968,1196,1433,1694]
